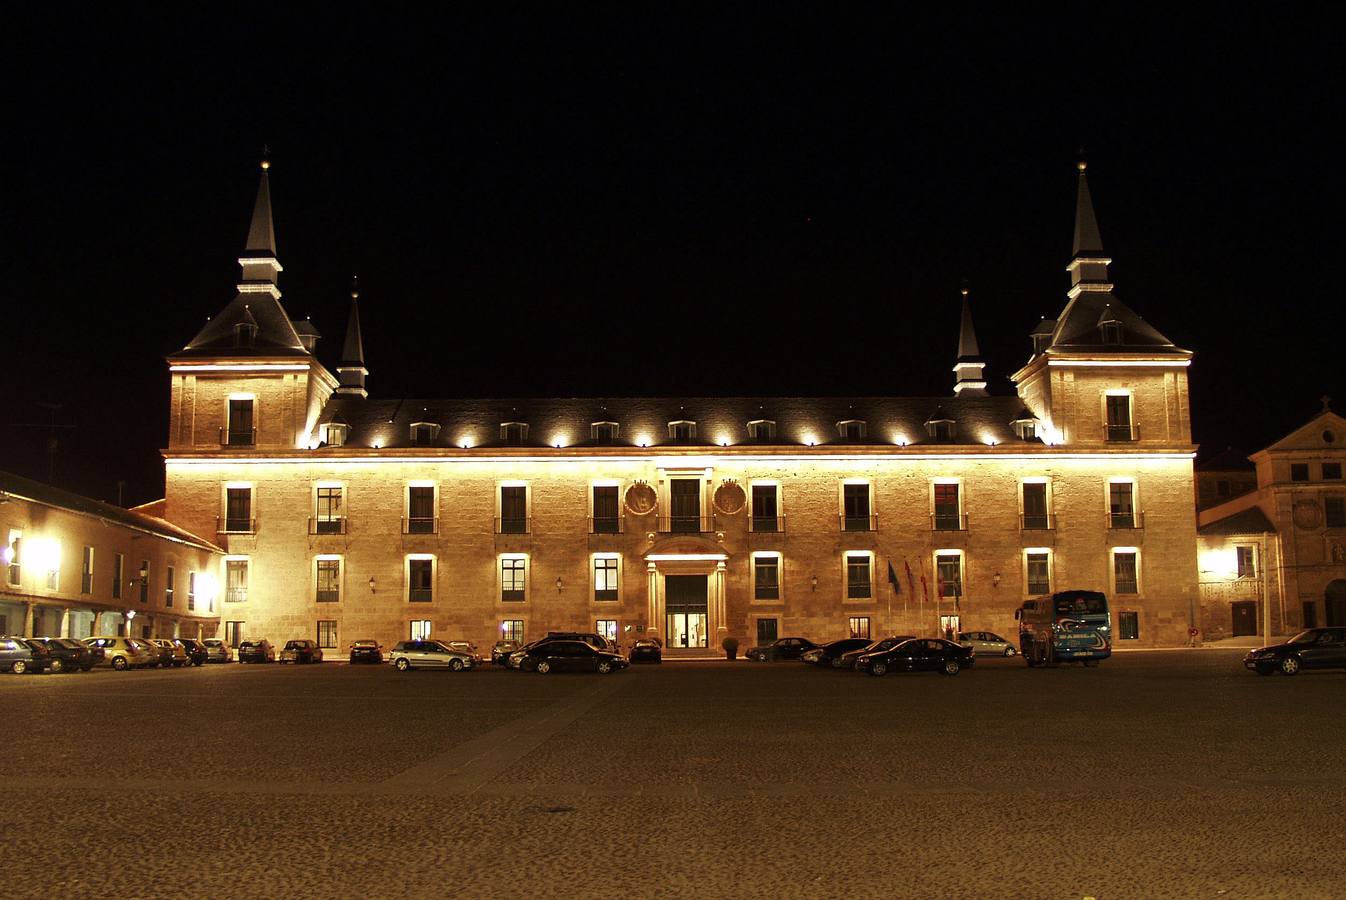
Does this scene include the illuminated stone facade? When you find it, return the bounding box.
[161,162,1199,651]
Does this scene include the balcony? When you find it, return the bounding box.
[657,515,713,534]
[588,515,625,535]
[930,512,969,532]
[309,517,346,535]
[750,515,785,534]
[839,514,878,532]
[219,427,257,447]
[216,517,256,534]
[1019,512,1056,531]
[401,516,439,535]
[1107,510,1146,530]
[1105,423,1139,442]
[495,516,531,535]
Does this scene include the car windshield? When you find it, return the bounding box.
[1287,630,1322,644]
[1054,592,1107,615]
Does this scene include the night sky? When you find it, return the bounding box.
[7,8,1343,505]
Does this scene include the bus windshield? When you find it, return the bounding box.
[1053,593,1107,616]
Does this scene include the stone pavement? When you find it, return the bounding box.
[2,651,1343,898]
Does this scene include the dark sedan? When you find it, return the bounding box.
[854,638,974,676]
[745,637,817,662]
[2,637,51,674]
[522,640,628,674]
[490,640,519,666]
[31,638,96,673]
[349,640,384,664]
[177,638,208,666]
[1244,627,1346,675]
[801,638,873,668]
[838,635,917,669]
[238,640,276,664]
[629,638,662,664]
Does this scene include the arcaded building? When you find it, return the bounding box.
[161,161,1199,652]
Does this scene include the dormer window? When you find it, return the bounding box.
[1014,420,1037,441]
[668,420,697,442]
[747,420,776,442]
[837,420,866,441]
[409,422,440,445]
[591,422,620,444]
[926,416,956,442]
[234,322,257,348]
[321,423,348,447]
[501,422,529,445]
[1100,322,1122,344]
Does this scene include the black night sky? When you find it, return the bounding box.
[7,7,1344,505]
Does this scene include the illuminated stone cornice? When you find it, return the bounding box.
[1066,257,1112,271]
[236,283,283,299]
[237,257,283,272]
[1066,282,1115,299]
[169,363,312,372]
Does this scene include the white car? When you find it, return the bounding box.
[958,631,1017,657]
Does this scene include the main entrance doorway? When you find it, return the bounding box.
[666,574,709,648]
[1231,601,1258,636]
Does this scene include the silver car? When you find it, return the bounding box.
[958,631,1017,657]
[390,640,475,672]
[202,638,234,663]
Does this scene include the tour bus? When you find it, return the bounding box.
[1014,590,1112,667]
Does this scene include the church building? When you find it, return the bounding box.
[160,160,1199,652]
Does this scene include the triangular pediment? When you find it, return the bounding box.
[1259,410,1346,454]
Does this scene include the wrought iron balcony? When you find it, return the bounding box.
[216,516,257,534]
[750,515,785,533]
[1019,512,1055,531]
[1107,510,1146,530]
[839,514,878,532]
[495,516,531,535]
[309,517,346,535]
[930,512,969,532]
[588,515,624,535]
[401,516,439,535]
[1105,423,1139,442]
[219,427,257,447]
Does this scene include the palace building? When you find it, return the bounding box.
[160,161,1199,652]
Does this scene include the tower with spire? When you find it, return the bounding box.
[952,287,987,396]
[336,277,369,398]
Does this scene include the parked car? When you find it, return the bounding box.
[491,640,519,666]
[238,640,276,664]
[838,635,918,669]
[745,637,817,662]
[1244,627,1346,675]
[445,641,483,667]
[389,640,475,672]
[203,638,234,663]
[84,637,152,670]
[153,639,190,667]
[958,631,1018,658]
[629,638,663,664]
[31,637,96,672]
[509,633,610,670]
[280,640,324,664]
[522,640,628,674]
[854,638,974,677]
[801,638,873,668]
[1,636,49,674]
[349,640,384,664]
[176,638,208,666]
[134,638,170,668]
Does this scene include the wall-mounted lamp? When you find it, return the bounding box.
[992,571,1001,588]
[368,576,377,594]
[555,576,564,593]
[811,575,818,591]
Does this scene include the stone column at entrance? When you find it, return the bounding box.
[713,561,727,638]
[22,601,35,638]
[646,563,661,635]
[59,608,70,638]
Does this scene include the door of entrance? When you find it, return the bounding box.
[665,575,709,648]
[939,615,961,641]
[1231,601,1258,636]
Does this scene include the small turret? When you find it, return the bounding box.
[952,287,987,396]
[336,276,368,398]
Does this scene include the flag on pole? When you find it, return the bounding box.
[887,562,900,594]
[904,560,917,597]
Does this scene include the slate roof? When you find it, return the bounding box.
[1047,290,1187,354]
[314,395,1049,450]
[1196,447,1255,472]
[1197,506,1276,536]
[0,470,222,553]
[172,294,309,358]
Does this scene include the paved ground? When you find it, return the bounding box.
[3,651,1343,899]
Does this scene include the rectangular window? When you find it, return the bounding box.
[225,559,248,603]
[410,620,432,641]
[751,484,780,532]
[594,556,619,601]
[315,486,343,534]
[1119,611,1139,640]
[499,485,528,533]
[225,487,253,532]
[592,485,620,533]
[933,483,961,530]
[112,553,124,600]
[1109,482,1136,528]
[317,620,338,649]
[669,479,701,533]
[225,621,244,648]
[838,420,866,440]
[754,554,780,600]
[1105,395,1133,441]
[1290,463,1309,482]
[6,530,20,586]
[1022,482,1049,530]
[406,486,435,533]
[227,398,255,445]
[501,422,528,444]
[669,421,697,441]
[846,553,872,599]
[756,618,778,644]
[1324,462,1343,480]
[164,565,174,607]
[188,571,197,611]
[1114,551,1139,594]
[1026,552,1051,594]
[748,420,776,442]
[596,619,618,644]
[842,483,871,531]
[408,558,433,602]
[1326,497,1346,528]
[1235,546,1256,579]
[81,546,94,594]
[139,560,149,603]
[316,558,341,602]
[592,422,619,444]
[501,557,526,602]
[501,619,524,643]
[936,553,963,598]
[848,616,871,639]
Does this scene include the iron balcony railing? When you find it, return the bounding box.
[588,515,625,535]
[1107,510,1146,530]
[1105,423,1140,442]
[930,512,969,532]
[839,513,878,532]
[495,516,531,535]
[657,515,713,534]
[309,517,347,535]
[216,517,257,534]
[401,516,439,535]
[1019,512,1055,531]
[750,515,785,533]
[220,427,257,447]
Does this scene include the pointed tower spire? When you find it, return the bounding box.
[336,275,369,398]
[1067,159,1113,297]
[238,155,283,296]
[952,286,987,396]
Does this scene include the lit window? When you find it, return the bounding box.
[596,619,618,644]
[225,559,248,603]
[754,554,780,600]
[322,422,348,447]
[747,420,776,442]
[1109,482,1137,528]
[845,553,872,599]
[594,556,619,601]
[138,560,149,602]
[187,571,196,612]
[848,616,871,639]
[501,620,524,643]
[936,553,962,599]
[164,565,173,607]
[316,558,341,602]
[408,558,434,603]
[501,556,526,602]
[314,486,343,534]
[1114,551,1139,594]
[1119,611,1139,640]
[410,620,432,641]
[225,621,244,648]
[317,620,338,649]
[1235,546,1256,579]
[933,483,961,531]
[6,530,20,586]
[1026,552,1051,594]
[1013,417,1037,441]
